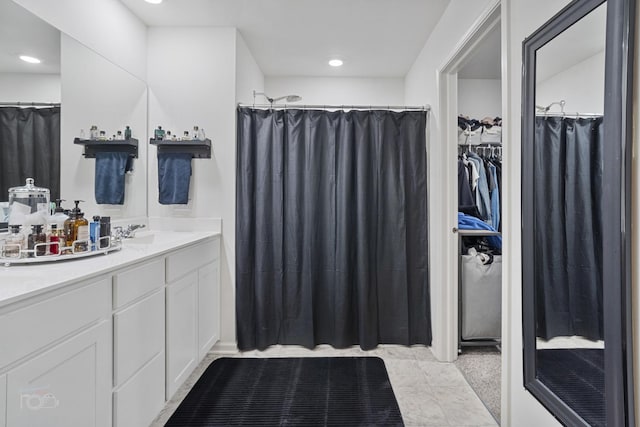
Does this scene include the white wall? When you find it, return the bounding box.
[458,78,501,119]
[536,50,604,114]
[0,73,60,103]
[502,0,571,426]
[60,34,148,220]
[404,0,494,363]
[236,31,264,105]
[147,26,237,345]
[265,77,404,106]
[13,0,147,81]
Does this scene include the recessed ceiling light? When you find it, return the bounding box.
[329,59,343,67]
[145,0,162,4]
[19,55,41,64]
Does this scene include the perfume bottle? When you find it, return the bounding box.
[154,126,165,140]
[193,126,200,140]
[183,130,189,140]
[3,225,25,258]
[99,130,107,141]
[48,223,61,255]
[90,125,98,140]
[28,224,46,257]
[124,125,132,140]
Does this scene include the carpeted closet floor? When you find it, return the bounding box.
[151,345,498,427]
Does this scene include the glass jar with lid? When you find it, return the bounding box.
[8,178,50,217]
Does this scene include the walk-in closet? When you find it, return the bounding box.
[454,22,503,422]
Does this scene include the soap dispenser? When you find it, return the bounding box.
[72,200,89,252]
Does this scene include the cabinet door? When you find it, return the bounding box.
[6,321,111,427]
[0,374,6,427]
[166,271,198,400]
[197,260,220,360]
[113,289,165,386]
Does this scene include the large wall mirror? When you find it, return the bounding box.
[0,0,147,220]
[522,0,635,425]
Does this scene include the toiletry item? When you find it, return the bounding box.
[90,125,98,140]
[8,178,50,216]
[80,129,86,139]
[2,225,25,258]
[72,200,89,252]
[99,130,107,141]
[197,127,206,140]
[99,216,111,248]
[50,199,68,245]
[90,215,101,251]
[166,131,172,140]
[193,126,199,140]
[183,131,189,140]
[48,223,60,255]
[154,126,165,140]
[28,224,46,257]
[116,130,122,139]
[124,126,131,140]
[63,209,76,248]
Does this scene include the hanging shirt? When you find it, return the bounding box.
[467,152,492,223]
[458,212,502,250]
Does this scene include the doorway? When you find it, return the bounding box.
[434,0,503,422]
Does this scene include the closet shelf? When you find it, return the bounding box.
[457,230,501,237]
[150,138,211,159]
[74,138,139,159]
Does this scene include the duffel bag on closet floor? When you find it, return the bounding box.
[461,249,501,340]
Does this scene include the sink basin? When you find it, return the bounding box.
[123,231,155,245]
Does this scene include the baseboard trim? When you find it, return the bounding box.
[210,341,238,354]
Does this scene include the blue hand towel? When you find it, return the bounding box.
[158,152,192,204]
[95,152,129,205]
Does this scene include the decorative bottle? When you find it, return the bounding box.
[3,225,25,258]
[48,223,60,255]
[154,126,165,140]
[124,126,132,140]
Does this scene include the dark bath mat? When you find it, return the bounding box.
[165,357,404,426]
[537,348,604,427]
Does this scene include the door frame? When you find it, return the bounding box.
[432,0,502,362]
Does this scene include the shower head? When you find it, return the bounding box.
[253,90,302,105]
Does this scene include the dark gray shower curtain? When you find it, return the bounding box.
[534,116,603,340]
[236,107,430,351]
[0,107,61,200]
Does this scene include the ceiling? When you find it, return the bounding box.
[119,0,451,77]
[458,26,501,80]
[0,0,60,74]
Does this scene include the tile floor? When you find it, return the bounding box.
[150,345,498,427]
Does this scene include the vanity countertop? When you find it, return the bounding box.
[0,230,220,308]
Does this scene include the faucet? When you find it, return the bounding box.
[113,224,146,239]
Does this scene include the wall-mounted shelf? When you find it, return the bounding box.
[150,138,211,159]
[74,138,139,159]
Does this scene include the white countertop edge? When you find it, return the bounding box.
[0,231,221,309]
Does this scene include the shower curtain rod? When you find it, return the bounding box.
[0,102,60,107]
[238,103,430,111]
[536,112,602,118]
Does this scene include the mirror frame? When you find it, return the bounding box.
[521,0,635,425]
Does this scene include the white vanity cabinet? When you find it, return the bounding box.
[112,259,166,427]
[165,237,220,399]
[0,374,7,427]
[0,277,112,427]
[0,232,221,427]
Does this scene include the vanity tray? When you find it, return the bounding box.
[0,238,121,266]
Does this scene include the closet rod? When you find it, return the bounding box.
[0,102,60,107]
[238,103,430,111]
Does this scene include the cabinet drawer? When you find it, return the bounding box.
[113,258,165,309]
[113,352,165,427]
[166,238,219,283]
[0,277,111,369]
[113,290,164,386]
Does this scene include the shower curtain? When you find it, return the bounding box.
[534,116,603,340]
[0,107,61,200]
[236,107,431,350]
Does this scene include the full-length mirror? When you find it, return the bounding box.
[0,0,148,221]
[522,0,634,425]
